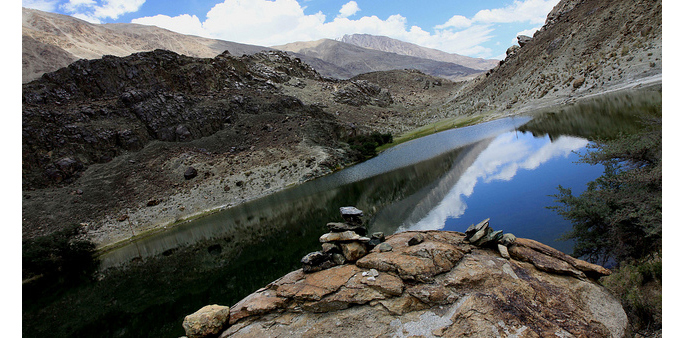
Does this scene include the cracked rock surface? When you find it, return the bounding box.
[214,230,626,338]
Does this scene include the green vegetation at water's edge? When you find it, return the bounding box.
[549,116,661,264]
[22,224,98,292]
[547,100,661,334]
[377,114,486,152]
[346,131,393,158]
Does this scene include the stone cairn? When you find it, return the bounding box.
[300,206,386,273]
[464,218,516,259]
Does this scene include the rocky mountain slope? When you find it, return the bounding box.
[21,44,459,247]
[339,33,499,71]
[182,227,627,338]
[22,7,273,83]
[444,0,662,118]
[273,38,483,81]
[22,7,482,84]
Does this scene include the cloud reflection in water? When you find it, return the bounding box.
[401,132,589,232]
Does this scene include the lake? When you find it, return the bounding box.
[22,89,660,337]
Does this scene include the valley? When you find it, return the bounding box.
[21,0,663,336]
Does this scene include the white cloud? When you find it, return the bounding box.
[60,0,145,23]
[434,15,471,30]
[133,14,208,37]
[22,0,60,12]
[128,0,559,59]
[338,1,360,19]
[472,0,558,24]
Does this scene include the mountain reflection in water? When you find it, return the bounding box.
[25,90,659,338]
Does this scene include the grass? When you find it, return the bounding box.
[377,114,486,152]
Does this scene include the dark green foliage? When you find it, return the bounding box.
[22,224,97,284]
[549,117,661,265]
[347,131,393,159]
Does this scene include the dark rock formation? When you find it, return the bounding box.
[184,167,198,180]
[21,49,335,189]
[332,80,393,107]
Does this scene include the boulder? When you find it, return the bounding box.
[517,35,533,47]
[216,231,627,338]
[301,251,336,273]
[506,44,521,56]
[326,222,366,236]
[339,206,364,225]
[184,166,198,180]
[182,304,230,338]
[319,230,369,243]
[340,241,367,261]
[573,76,586,88]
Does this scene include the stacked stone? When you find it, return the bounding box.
[464,218,516,259]
[301,207,386,273]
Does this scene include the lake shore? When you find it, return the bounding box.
[92,76,661,254]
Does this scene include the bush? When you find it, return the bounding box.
[347,132,393,159]
[23,225,97,284]
[549,114,662,335]
[549,117,661,265]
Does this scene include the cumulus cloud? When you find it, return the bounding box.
[133,14,208,37]
[129,0,558,58]
[472,0,558,24]
[338,1,360,18]
[60,0,145,23]
[434,15,472,30]
[23,0,60,12]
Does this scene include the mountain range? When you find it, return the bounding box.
[22,7,495,83]
[339,33,499,71]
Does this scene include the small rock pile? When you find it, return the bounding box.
[301,207,387,273]
[464,218,516,260]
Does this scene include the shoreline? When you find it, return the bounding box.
[92,76,662,256]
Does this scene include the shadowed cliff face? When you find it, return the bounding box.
[22,49,331,189]
[217,231,627,338]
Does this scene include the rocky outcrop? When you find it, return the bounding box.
[516,35,533,47]
[21,49,328,189]
[332,80,393,107]
[184,214,625,338]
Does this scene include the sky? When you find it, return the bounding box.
[21,0,563,60]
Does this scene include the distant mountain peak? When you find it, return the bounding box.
[339,33,499,71]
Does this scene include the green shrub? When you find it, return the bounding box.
[549,116,661,265]
[550,113,662,335]
[23,225,97,284]
[347,132,393,159]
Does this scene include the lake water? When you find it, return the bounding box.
[22,90,660,337]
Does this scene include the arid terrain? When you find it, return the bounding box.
[22,0,662,254]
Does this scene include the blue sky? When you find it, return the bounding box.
[22,0,561,60]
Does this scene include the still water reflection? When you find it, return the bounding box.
[100,116,532,268]
[24,90,660,337]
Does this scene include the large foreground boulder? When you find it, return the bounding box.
[199,231,626,337]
